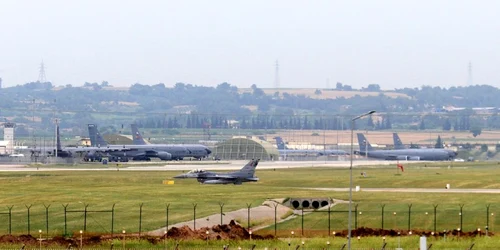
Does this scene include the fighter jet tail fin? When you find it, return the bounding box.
[356,133,373,152]
[239,159,260,177]
[88,124,108,147]
[131,124,148,145]
[274,137,287,150]
[393,133,405,149]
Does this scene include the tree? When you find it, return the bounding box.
[435,135,443,148]
[419,120,426,130]
[314,89,322,95]
[366,116,374,129]
[335,82,343,90]
[470,126,482,137]
[481,144,488,152]
[442,119,451,131]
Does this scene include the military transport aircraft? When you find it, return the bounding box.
[274,136,346,156]
[87,124,190,161]
[174,159,260,184]
[357,133,457,161]
[130,124,211,160]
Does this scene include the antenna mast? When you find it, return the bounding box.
[274,60,280,89]
[38,60,47,83]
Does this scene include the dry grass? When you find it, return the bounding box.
[238,88,409,99]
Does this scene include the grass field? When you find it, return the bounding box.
[1,161,500,238]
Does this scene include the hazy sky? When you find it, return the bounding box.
[0,0,499,89]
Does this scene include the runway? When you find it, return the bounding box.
[306,187,500,194]
[0,160,400,172]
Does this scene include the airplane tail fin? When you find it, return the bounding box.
[131,124,147,145]
[239,159,260,177]
[357,133,373,152]
[393,133,405,149]
[88,124,108,147]
[274,137,287,150]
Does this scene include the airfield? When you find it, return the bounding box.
[0,159,399,171]
[1,159,500,249]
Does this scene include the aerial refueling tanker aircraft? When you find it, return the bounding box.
[356,133,457,161]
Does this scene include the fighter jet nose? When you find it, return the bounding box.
[173,174,186,179]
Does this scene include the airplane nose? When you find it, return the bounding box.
[205,148,212,154]
[174,173,187,179]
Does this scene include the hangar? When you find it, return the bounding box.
[211,136,279,160]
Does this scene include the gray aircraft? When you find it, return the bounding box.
[357,133,457,161]
[393,133,405,149]
[174,159,260,184]
[87,124,190,161]
[131,124,211,160]
[27,124,103,160]
[274,136,347,156]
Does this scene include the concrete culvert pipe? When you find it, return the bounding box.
[291,200,300,209]
[312,200,320,209]
[302,200,310,208]
[321,200,329,207]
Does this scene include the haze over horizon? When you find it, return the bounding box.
[0,0,499,89]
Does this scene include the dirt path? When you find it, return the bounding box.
[148,198,349,236]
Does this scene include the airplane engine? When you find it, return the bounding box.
[408,156,421,160]
[156,151,172,160]
[395,155,409,160]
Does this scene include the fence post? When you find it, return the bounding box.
[62,204,68,236]
[301,207,304,236]
[433,204,438,233]
[408,204,412,231]
[7,206,13,235]
[219,202,224,225]
[486,204,490,235]
[246,203,252,231]
[328,203,331,236]
[381,204,385,230]
[459,204,464,232]
[273,202,278,236]
[111,204,115,237]
[26,204,33,235]
[139,203,144,237]
[165,203,170,233]
[43,203,50,237]
[83,203,89,232]
[355,204,358,229]
[193,203,197,230]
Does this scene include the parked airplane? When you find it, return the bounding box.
[131,124,211,160]
[27,124,92,159]
[357,133,457,161]
[274,136,347,156]
[174,159,260,184]
[393,133,405,149]
[87,124,190,161]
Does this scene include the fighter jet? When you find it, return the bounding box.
[174,159,260,185]
[131,124,211,160]
[357,133,457,161]
[274,136,346,156]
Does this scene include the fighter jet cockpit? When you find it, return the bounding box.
[187,169,206,174]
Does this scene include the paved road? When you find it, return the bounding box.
[0,160,401,171]
[306,187,500,194]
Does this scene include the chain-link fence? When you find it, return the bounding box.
[0,202,496,237]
